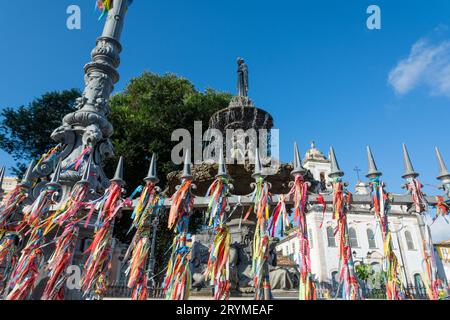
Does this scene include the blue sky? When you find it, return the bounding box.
[2,1,450,239]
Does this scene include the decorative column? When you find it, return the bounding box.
[250,149,272,300]
[146,155,162,296]
[366,146,402,300]
[40,0,131,197]
[435,147,450,198]
[401,144,440,299]
[290,143,316,300]
[328,147,362,300]
[0,166,5,201]
[434,147,450,289]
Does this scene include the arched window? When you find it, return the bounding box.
[405,231,415,250]
[367,229,377,249]
[327,227,336,247]
[349,228,359,248]
[331,271,339,292]
[319,172,327,191]
[371,262,381,273]
[414,273,425,296]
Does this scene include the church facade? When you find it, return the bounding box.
[275,143,444,297]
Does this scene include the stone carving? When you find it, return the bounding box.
[98,139,115,160]
[83,72,113,110]
[82,124,103,148]
[267,239,297,290]
[62,111,113,138]
[190,241,210,290]
[229,242,253,292]
[30,0,129,197]
[51,125,74,145]
[237,58,249,98]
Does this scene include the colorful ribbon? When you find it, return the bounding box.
[421,240,440,300]
[250,176,272,300]
[81,181,128,298]
[0,185,29,228]
[164,178,195,300]
[289,175,315,300]
[331,180,361,300]
[205,177,229,227]
[167,179,194,233]
[125,183,162,301]
[268,195,290,237]
[406,179,428,213]
[204,225,231,300]
[433,196,449,224]
[96,0,134,20]
[42,221,79,300]
[6,228,45,300]
[369,177,402,300]
[0,232,20,295]
[203,176,231,300]
[164,233,192,300]
[40,183,91,300]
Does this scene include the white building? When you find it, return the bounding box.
[275,142,440,296]
[1,176,18,194]
[435,240,450,284]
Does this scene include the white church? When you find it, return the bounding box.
[275,142,448,297]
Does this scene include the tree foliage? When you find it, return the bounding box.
[0,72,231,280]
[0,89,81,174]
[106,72,231,191]
[108,72,231,276]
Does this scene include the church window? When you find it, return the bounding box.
[327,227,336,247]
[405,231,415,250]
[414,273,425,296]
[367,229,377,249]
[349,227,359,248]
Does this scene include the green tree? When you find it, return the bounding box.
[106,72,231,191]
[108,72,231,277]
[0,72,231,280]
[0,89,81,175]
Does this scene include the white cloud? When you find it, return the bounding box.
[429,217,450,243]
[388,37,450,97]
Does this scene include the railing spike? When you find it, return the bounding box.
[402,144,419,179]
[181,149,193,180]
[144,153,159,184]
[48,160,63,188]
[0,166,5,191]
[216,148,229,178]
[21,160,36,188]
[111,156,125,185]
[328,146,344,179]
[252,148,263,178]
[435,147,450,181]
[292,142,306,176]
[366,146,382,179]
[79,153,94,185]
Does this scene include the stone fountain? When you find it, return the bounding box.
[167,58,304,295]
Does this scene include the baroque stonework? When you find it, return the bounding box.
[32,0,129,198]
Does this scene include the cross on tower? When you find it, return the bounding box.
[354,166,362,182]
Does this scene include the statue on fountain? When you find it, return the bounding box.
[237,58,249,98]
[229,58,253,108]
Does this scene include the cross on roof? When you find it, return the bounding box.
[354,166,362,182]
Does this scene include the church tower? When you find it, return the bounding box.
[302,142,331,190]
